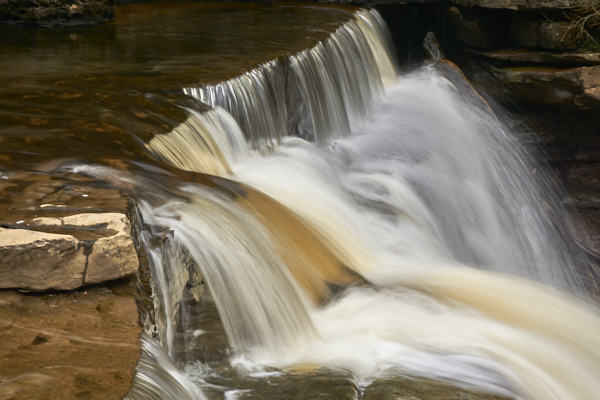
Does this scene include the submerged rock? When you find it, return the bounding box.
[364,377,511,399]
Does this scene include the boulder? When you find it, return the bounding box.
[509,15,581,50]
[0,228,85,290]
[540,20,581,49]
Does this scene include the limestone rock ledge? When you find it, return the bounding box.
[0,213,138,291]
[0,171,139,292]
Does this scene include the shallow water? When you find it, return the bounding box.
[0,1,356,167]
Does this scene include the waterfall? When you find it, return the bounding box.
[183,9,398,147]
[119,7,600,400]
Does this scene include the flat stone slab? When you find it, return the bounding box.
[0,213,138,291]
[0,171,139,291]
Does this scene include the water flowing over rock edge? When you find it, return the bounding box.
[126,7,600,400]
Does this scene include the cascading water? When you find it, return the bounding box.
[111,7,600,400]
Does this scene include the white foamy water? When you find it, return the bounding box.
[124,8,600,400]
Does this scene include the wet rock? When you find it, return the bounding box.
[0,0,114,27]
[423,31,445,60]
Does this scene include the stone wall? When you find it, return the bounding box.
[445,0,600,104]
[438,0,600,234]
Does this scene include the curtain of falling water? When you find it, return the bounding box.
[121,7,600,400]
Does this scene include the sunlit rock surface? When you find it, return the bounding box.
[0,172,138,291]
[0,213,138,291]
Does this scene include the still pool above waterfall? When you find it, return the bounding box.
[0,1,357,167]
[2,2,600,400]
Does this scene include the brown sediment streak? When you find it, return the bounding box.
[235,183,364,304]
[402,267,600,400]
[415,267,600,351]
[142,163,365,304]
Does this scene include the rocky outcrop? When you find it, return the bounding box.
[448,5,595,50]
[448,6,510,48]
[442,0,600,114]
[0,0,114,27]
[0,172,139,291]
[490,65,600,107]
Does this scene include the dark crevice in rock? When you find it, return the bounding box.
[80,239,94,286]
